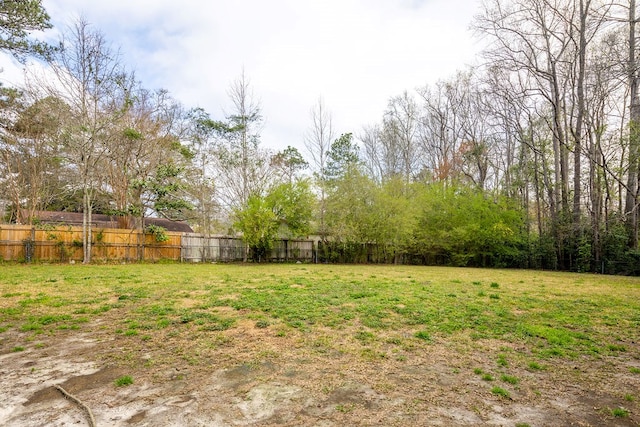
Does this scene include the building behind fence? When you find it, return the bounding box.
[0,225,316,263]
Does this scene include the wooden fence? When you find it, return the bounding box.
[271,239,315,262]
[0,224,316,263]
[180,234,246,262]
[0,225,182,262]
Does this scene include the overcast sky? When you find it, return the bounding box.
[2,0,483,153]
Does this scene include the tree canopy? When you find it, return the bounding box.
[0,0,52,58]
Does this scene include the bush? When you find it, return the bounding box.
[145,224,169,242]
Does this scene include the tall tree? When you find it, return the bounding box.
[325,133,360,182]
[105,85,190,230]
[304,97,335,241]
[0,0,53,220]
[381,91,421,183]
[184,107,225,233]
[475,0,579,268]
[626,0,640,248]
[0,93,67,223]
[304,97,334,179]
[363,92,421,184]
[214,70,273,212]
[42,18,129,263]
[417,79,466,183]
[271,145,308,184]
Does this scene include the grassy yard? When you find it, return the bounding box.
[1,263,639,425]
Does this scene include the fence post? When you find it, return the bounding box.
[180,232,184,263]
[137,230,143,262]
[23,227,36,263]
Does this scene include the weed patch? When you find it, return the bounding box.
[491,386,510,398]
[610,407,629,418]
[497,354,508,367]
[482,373,494,381]
[500,374,519,385]
[414,331,431,341]
[114,375,133,387]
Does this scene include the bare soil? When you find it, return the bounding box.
[1,316,639,426]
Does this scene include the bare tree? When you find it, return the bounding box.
[361,123,385,182]
[475,0,585,268]
[417,78,466,183]
[625,0,640,248]
[213,70,275,217]
[452,71,495,189]
[41,18,128,263]
[304,97,334,176]
[304,97,335,240]
[380,91,421,183]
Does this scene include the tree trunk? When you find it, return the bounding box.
[573,0,589,235]
[82,185,93,264]
[627,0,640,249]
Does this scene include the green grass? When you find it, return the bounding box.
[481,373,494,381]
[255,319,270,328]
[527,361,545,371]
[491,386,510,398]
[114,375,133,387]
[610,407,629,418]
[500,374,519,385]
[0,264,639,366]
[413,331,431,341]
[497,354,508,367]
[335,403,355,413]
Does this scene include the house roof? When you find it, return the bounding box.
[28,211,193,233]
[145,217,194,233]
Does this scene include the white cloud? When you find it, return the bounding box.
[27,0,483,152]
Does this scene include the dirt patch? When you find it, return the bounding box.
[126,410,146,424]
[1,320,639,426]
[176,290,210,308]
[25,366,124,406]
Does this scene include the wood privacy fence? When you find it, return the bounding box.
[180,234,314,262]
[0,224,315,263]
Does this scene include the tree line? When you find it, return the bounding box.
[1,1,640,273]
